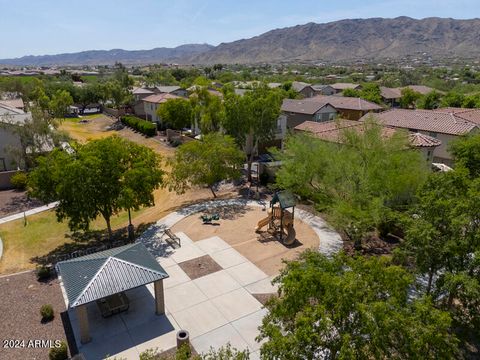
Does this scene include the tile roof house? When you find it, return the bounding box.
[291,81,315,98]
[311,84,336,96]
[280,99,337,129]
[310,95,383,120]
[380,85,442,107]
[362,109,479,165]
[295,120,441,164]
[143,93,181,124]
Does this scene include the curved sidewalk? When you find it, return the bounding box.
[0,201,59,226]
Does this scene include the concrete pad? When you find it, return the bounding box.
[195,236,231,254]
[244,277,278,295]
[193,270,242,299]
[163,264,190,289]
[165,281,208,313]
[170,244,205,264]
[226,262,269,287]
[157,255,176,268]
[191,323,249,355]
[77,329,138,360]
[232,308,268,352]
[211,288,263,322]
[209,247,248,269]
[172,301,229,338]
[130,313,180,354]
[175,231,195,246]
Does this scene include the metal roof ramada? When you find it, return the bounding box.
[56,243,168,308]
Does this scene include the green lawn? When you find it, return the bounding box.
[0,206,146,275]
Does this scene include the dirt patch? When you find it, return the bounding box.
[171,206,320,276]
[252,293,277,306]
[178,255,222,280]
[0,271,67,360]
[0,190,43,218]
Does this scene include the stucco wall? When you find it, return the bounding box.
[0,126,22,171]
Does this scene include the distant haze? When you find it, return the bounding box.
[2,17,480,66]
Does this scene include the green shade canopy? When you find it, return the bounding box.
[56,243,168,308]
[271,190,296,209]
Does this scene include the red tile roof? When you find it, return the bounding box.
[294,120,441,149]
[433,108,480,126]
[408,132,442,147]
[294,120,396,144]
[142,93,180,104]
[380,86,402,100]
[309,95,383,111]
[363,109,478,135]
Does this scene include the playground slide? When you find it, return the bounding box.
[283,223,296,246]
[255,215,271,232]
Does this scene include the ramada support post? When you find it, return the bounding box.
[76,304,91,344]
[154,279,165,315]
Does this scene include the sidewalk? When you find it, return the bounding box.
[0,201,59,225]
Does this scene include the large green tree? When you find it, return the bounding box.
[274,119,429,246]
[399,87,422,109]
[449,133,480,178]
[397,168,480,335]
[223,86,282,182]
[48,89,73,119]
[28,136,164,239]
[157,98,193,130]
[168,133,244,198]
[259,251,459,359]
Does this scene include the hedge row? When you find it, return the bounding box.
[121,115,157,137]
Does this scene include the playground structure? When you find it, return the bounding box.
[255,191,297,246]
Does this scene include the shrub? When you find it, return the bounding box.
[11,171,28,190]
[121,115,156,137]
[36,265,51,281]
[49,341,68,360]
[40,304,54,322]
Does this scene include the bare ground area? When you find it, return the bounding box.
[0,190,43,218]
[171,206,320,276]
[0,271,67,360]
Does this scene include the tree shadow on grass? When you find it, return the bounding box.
[30,222,156,266]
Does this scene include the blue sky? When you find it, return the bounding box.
[1,0,479,58]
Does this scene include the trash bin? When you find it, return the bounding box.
[176,330,190,353]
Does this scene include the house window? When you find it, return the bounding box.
[429,132,437,138]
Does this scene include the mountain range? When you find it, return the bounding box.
[2,17,480,66]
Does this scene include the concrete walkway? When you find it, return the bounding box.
[0,201,58,225]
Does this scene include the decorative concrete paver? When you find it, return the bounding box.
[244,276,278,294]
[162,264,190,289]
[209,247,249,269]
[191,323,249,355]
[193,270,242,299]
[171,300,229,339]
[226,261,270,287]
[165,281,208,313]
[231,308,269,352]
[195,236,231,254]
[211,287,263,322]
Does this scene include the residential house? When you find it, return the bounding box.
[155,85,188,98]
[0,104,30,171]
[362,108,480,165]
[310,95,383,120]
[380,85,441,108]
[330,83,362,94]
[132,87,155,118]
[311,84,336,96]
[380,86,402,107]
[291,81,315,98]
[280,98,337,130]
[294,120,441,165]
[143,93,181,125]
